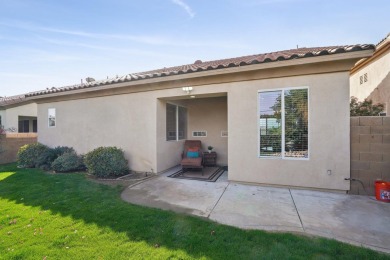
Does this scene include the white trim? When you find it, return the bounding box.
[258,87,309,160]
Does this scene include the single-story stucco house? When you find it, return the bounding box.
[350,33,390,114]
[0,95,38,134]
[25,44,375,192]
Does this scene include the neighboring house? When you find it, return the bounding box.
[26,44,374,191]
[0,95,38,134]
[350,33,390,114]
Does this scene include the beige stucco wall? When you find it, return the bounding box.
[38,92,158,172]
[228,72,350,191]
[156,98,187,172]
[186,97,228,165]
[37,59,355,191]
[350,48,390,113]
[1,103,37,132]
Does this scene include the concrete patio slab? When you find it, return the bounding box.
[209,184,303,232]
[121,168,229,217]
[121,171,390,254]
[291,189,390,253]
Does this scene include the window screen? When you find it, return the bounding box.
[284,89,308,158]
[259,91,282,157]
[178,106,187,140]
[166,103,177,141]
[18,120,30,133]
[166,103,187,141]
[33,120,38,133]
[259,88,309,159]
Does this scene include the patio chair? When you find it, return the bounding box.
[181,140,204,175]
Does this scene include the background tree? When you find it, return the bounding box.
[350,97,384,116]
[271,89,308,150]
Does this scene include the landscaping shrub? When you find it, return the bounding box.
[35,146,76,170]
[55,146,75,154]
[51,152,85,172]
[84,147,129,177]
[17,143,49,168]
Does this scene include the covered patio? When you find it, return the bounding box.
[156,93,228,174]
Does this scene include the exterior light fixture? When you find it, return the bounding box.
[190,95,196,98]
[182,86,193,94]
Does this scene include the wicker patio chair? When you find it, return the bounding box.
[181,140,204,175]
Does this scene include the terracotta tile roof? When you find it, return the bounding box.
[376,32,389,48]
[0,94,27,107]
[26,44,374,97]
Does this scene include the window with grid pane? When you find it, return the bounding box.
[166,103,177,141]
[258,88,309,159]
[166,103,187,141]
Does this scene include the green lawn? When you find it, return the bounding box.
[0,164,387,260]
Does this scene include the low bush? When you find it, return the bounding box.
[51,152,85,172]
[18,143,49,168]
[53,146,75,156]
[35,146,75,170]
[84,147,129,177]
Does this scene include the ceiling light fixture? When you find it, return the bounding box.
[182,86,193,94]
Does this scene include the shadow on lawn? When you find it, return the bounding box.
[0,164,385,259]
[0,164,264,258]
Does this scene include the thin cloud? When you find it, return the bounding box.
[0,21,171,45]
[36,37,190,59]
[171,0,195,18]
[0,20,249,49]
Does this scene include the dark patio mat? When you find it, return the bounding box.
[168,167,225,182]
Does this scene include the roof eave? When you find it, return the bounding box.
[27,49,374,102]
[351,42,389,75]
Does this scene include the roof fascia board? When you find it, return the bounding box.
[0,100,33,109]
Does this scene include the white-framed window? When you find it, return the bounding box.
[221,130,228,137]
[258,87,309,159]
[48,108,56,127]
[166,103,187,141]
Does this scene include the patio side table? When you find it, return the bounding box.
[203,151,217,166]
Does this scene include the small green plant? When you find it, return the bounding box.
[84,146,129,177]
[17,143,48,168]
[207,146,214,151]
[51,152,85,172]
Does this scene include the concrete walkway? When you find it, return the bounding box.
[121,167,390,254]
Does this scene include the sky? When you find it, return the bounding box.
[0,0,389,97]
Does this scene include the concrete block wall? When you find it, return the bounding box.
[350,116,390,195]
[0,135,37,164]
